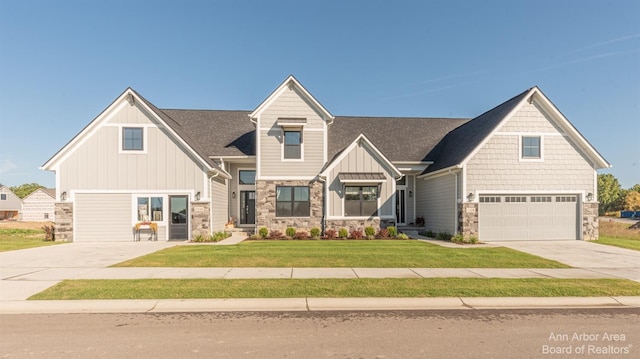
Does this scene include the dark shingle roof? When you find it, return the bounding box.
[161,109,254,157]
[421,88,531,174]
[328,116,469,162]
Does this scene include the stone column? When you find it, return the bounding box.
[54,202,73,242]
[583,202,599,240]
[459,202,478,239]
[191,202,210,238]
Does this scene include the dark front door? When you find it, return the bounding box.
[396,189,406,224]
[240,191,255,225]
[169,195,188,240]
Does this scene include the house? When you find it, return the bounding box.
[21,188,56,222]
[0,186,22,220]
[41,76,610,242]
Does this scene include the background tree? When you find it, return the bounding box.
[597,174,624,215]
[624,190,640,211]
[631,184,640,193]
[9,183,44,199]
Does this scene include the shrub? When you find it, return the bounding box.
[211,231,231,242]
[42,225,55,241]
[338,228,349,239]
[377,228,390,239]
[387,226,397,238]
[451,233,465,243]
[258,227,269,238]
[364,226,376,237]
[349,229,364,240]
[310,227,321,239]
[424,230,436,238]
[269,230,284,239]
[285,227,296,238]
[436,231,452,241]
[294,231,308,240]
[192,233,206,242]
[397,233,409,240]
[468,235,479,244]
[324,229,337,239]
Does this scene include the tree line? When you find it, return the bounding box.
[598,174,640,215]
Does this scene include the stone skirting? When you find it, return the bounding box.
[325,218,381,232]
[458,202,478,239]
[255,179,323,231]
[191,202,210,238]
[54,202,73,242]
[583,202,599,240]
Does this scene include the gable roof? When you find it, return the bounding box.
[321,134,402,179]
[420,86,610,176]
[249,75,334,123]
[41,88,230,179]
[23,188,56,200]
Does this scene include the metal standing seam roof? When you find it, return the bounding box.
[337,173,387,181]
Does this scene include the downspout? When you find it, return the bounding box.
[209,171,220,235]
[318,175,327,235]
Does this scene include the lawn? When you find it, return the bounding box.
[29,278,640,300]
[0,226,62,252]
[595,220,640,251]
[115,240,569,268]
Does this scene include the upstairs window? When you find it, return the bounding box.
[123,127,144,151]
[521,136,541,159]
[283,130,302,159]
[1,194,6,200]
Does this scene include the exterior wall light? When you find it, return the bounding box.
[232,191,236,199]
[195,192,201,201]
[61,191,67,201]
[467,192,474,202]
[586,193,594,202]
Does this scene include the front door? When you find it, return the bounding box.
[396,189,406,225]
[240,191,255,225]
[169,195,188,240]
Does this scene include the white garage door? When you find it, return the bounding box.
[478,195,579,241]
[75,193,133,242]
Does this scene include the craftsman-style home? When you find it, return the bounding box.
[42,76,609,242]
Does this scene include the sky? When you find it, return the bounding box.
[0,0,638,189]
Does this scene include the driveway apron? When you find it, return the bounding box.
[499,240,640,282]
[0,242,175,300]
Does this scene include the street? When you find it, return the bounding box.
[2,308,638,358]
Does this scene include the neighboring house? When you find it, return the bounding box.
[22,188,56,222]
[0,186,22,220]
[42,76,610,242]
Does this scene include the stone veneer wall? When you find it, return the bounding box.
[191,202,210,238]
[256,180,323,231]
[54,202,73,242]
[459,202,478,239]
[583,202,599,240]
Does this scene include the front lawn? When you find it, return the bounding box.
[595,220,640,251]
[114,240,569,268]
[0,227,62,252]
[29,278,640,300]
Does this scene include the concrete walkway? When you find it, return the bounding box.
[1,239,639,313]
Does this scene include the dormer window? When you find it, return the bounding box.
[123,127,144,151]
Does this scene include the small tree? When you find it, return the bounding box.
[598,174,624,215]
[624,190,640,211]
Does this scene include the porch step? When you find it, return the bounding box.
[224,228,253,236]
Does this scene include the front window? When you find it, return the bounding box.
[137,196,163,221]
[123,127,144,151]
[239,170,256,185]
[522,136,541,159]
[276,186,310,217]
[345,186,378,217]
[284,130,302,159]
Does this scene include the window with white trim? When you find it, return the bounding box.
[137,196,163,221]
[283,130,302,159]
[0,194,6,200]
[123,127,144,151]
[521,136,541,159]
[345,186,378,217]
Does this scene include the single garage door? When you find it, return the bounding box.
[478,195,579,241]
[75,193,132,242]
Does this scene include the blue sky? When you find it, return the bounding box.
[0,0,638,188]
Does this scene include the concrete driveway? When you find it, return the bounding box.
[0,242,175,300]
[499,241,640,282]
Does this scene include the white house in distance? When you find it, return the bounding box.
[0,186,22,220]
[42,75,610,242]
[21,188,56,222]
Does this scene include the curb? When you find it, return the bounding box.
[1,296,639,314]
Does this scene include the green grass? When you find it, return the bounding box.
[29,278,640,300]
[0,228,62,252]
[595,220,640,251]
[114,240,569,268]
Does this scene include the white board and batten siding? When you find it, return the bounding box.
[210,177,228,232]
[258,87,327,178]
[325,142,396,219]
[415,173,458,234]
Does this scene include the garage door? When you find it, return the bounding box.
[75,193,132,242]
[478,195,579,241]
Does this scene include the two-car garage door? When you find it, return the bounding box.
[478,195,579,241]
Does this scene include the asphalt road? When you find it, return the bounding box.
[1,309,638,358]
